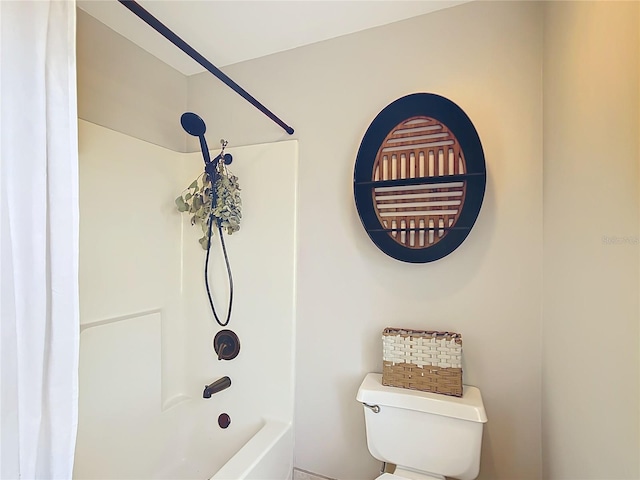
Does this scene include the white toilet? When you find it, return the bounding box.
[356,373,488,480]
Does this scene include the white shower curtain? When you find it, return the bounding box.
[0,1,79,479]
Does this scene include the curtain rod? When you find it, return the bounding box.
[117,0,295,135]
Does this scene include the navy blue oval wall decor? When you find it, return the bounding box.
[353,93,486,263]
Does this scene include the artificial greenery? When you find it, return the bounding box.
[175,161,242,249]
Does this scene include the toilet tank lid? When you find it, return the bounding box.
[356,373,488,423]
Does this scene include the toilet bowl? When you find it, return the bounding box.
[357,373,487,480]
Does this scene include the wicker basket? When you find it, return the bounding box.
[382,327,463,397]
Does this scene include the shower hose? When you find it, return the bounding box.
[204,197,234,328]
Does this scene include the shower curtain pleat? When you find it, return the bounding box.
[0,1,80,478]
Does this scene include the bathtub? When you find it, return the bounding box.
[149,413,293,480]
[211,420,293,480]
[75,339,293,480]
[74,311,294,480]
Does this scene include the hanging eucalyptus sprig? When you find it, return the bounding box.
[212,162,242,235]
[175,161,242,249]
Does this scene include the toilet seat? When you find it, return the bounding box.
[375,471,443,480]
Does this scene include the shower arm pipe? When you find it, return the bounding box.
[117,0,295,135]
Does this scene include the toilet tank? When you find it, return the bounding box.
[356,373,487,480]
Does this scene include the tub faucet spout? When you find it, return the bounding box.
[203,376,231,398]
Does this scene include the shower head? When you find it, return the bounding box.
[181,112,211,165]
[181,112,206,137]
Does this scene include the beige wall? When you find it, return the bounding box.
[542,2,640,479]
[77,9,188,152]
[188,2,544,479]
[77,1,640,479]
